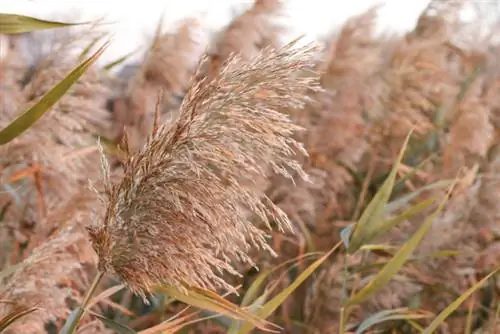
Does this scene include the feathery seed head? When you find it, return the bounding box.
[87,42,321,299]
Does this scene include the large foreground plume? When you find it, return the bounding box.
[87,42,321,298]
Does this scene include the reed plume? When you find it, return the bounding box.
[87,42,320,299]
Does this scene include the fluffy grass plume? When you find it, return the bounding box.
[87,42,320,299]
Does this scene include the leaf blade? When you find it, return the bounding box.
[236,241,341,334]
[0,304,40,332]
[156,285,279,333]
[0,13,85,34]
[347,130,413,253]
[346,179,456,307]
[423,268,500,334]
[0,42,108,145]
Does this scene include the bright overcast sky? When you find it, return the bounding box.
[1,0,431,63]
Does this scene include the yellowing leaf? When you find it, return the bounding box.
[156,285,280,333]
[0,303,39,332]
[0,43,108,145]
[0,13,85,34]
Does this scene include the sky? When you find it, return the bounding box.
[0,0,432,64]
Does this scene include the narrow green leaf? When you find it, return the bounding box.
[373,197,437,242]
[0,304,39,331]
[240,270,272,308]
[237,242,341,334]
[228,253,321,333]
[347,130,413,253]
[346,179,456,307]
[385,179,453,213]
[103,48,140,72]
[0,43,108,145]
[423,267,500,334]
[92,312,137,334]
[239,253,320,309]
[79,33,108,60]
[59,272,104,334]
[0,13,85,34]
[354,308,430,334]
[59,308,82,334]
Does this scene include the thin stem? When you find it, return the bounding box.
[339,307,345,334]
[59,271,104,334]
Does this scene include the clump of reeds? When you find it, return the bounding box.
[87,42,320,300]
[109,18,206,153]
[206,0,285,80]
[0,191,102,334]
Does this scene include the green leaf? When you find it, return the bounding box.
[59,308,82,334]
[79,32,108,60]
[239,253,320,309]
[354,308,431,334]
[59,272,104,334]
[423,267,500,334]
[374,197,437,242]
[346,179,456,307]
[384,179,454,214]
[227,253,321,334]
[103,48,140,72]
[0,304,39,331]
[347,130,413,253]
[0,13,85,34]
[92,312,137,334]
[236,242,341,334]
[0,43,108,145]
[240,270,272,308]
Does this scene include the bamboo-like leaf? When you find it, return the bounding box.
[423,267,500,334]
[156,285,280,333]
[0,13,85,34]
[236,241,342,334]
[347,130,413,253]
[0,304,39,331]
[346,179,456,307]
[0,43,108,145]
